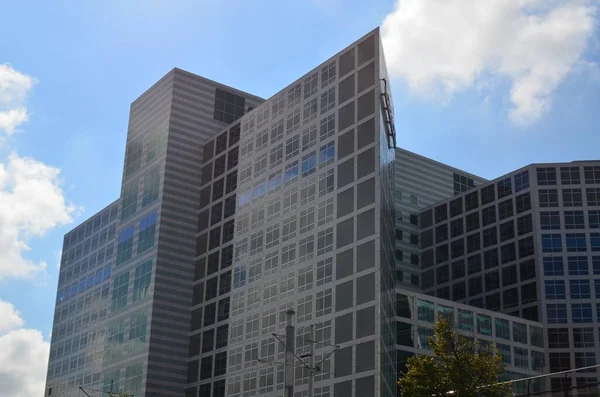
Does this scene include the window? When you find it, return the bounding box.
[592,233,600,251]
[542,234,562,252]
[121,182,138,221]
[233,266,246,289]
[515,170,530,192]
[283,187,298,214]
[142,167,160,207]
[284,161,299,184]
[133,261,152,303]
[568,257,588,275]
[495,318,510,340]
[316,289,332,317]
[137,212,157,254]
[588,188,600,206]
[299,207,315,235]
[570,280,591,299]
[298,236,314,263]
[548,328,569,348]
[482,206,496,226]
[547,304,567,324]
[549,353,571,373]
[561,166,581,185]
[316,257,333,286]
[497,177,512,199]
[514,347,529,369]
[317,228,333,256]
[288,83,302,108]
[566,233,586,252]
[585,165,600,183]
[285,134,300,159]
[563,188,583,207]
[129,311,147,343]
[297,265,314,292]
[466,212,479,232]
[451,219,464,237]
[499,221,514,242]
[545,280,566,299]
[111,272,129,311]
[515,193,531,214]
[500,243,516,264]
[304,72,318,98]
[519,236,534,258]
[318,198,334,226]
[589,210,600,229]
[537,167,557,185]
[301,177,316,206]
[498,199,513,220]
[540,211,561,230]
[539,189,559,207]
[320,87,336,113]
[301,125,317,152]
[303,97,318,123]
[450,197,463,216]
[254,153,268,177]
[321,60,336,87]
[318,169,334,196]
[517,214,532,235]
[417,300,435,322]
[116,226,134,265]
[575,352,596,372]
[572,303,593,323]
[476,313,492,335]
[573,328,595,348]
[270,118,284,143]
[319,142,335,167]
[544,257,564,276]
[319,113,335,140]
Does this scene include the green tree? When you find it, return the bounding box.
[398,319,511,397]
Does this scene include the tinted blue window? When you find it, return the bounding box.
[591,233,600,251]
[545,280,565,299]
[566,233,587,252]
[568,257,588,275]
[572,303,593,323]
[547,304,567,324]
[542,234,562,252]
[543,257,564,276]
[570,280,591,299]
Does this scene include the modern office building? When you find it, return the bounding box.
[393,148,487,289]
[418,162,600,390]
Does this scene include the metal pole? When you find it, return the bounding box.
[308,324,315,397]
[285,309,296,397]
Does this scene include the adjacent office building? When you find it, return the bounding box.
[417,162,600,390]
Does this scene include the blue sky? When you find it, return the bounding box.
[0,0,599,394]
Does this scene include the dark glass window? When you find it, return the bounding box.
[540,211,560,230]
[229,123,241,146]
[544,257,564,276]
[515,193,531,214]
[497,177,512,199]
[484,249,499,269]
[560,166,581,185]
[537,167,557,186]
[498,199,513,220]
[587,188,600,206]
[421,210,433,228]
[450,197,463,217]
[452,260,465,280]
[572,303,593,323]
[214,89,245,124]
[481,206,496,227]
[521,282,537,304]
[209,227,221,250]
[411,254,419,266]
[435,224,448,243]
[203,302,216,327]
[548,328,570,348]
[202,328,215,353]
[566,233,587,252]
[539,189,559,208]
[542,234,562,253]
[519,237,535,259]
[467,233,481,253]
[222,220,235,244]
[410,214,419,226]
[214,352,227,376]
[482,227,497,248]
[481,185,495,205]
[563,188,583,207]
[200,356,213,380]
[227,146,239,170]
[219,271,231,295]
[217,297,230,321]
[465,191,479,211]
[502,265,518,287]
[212,178,225,202]
[436,265,449,284]
[517,214,532,236]
[452,282,466,300]
[436,245,449,264]
[207,252,220,276]
[564,211,585,229]
[437,287,450,300]
[422,270,434,289]
[200,186,211,209]
[226,171,238,194]
[213,155,226,178]
[435,204,448,223]
[467,254,482,275]
[466,212,480,232]
[410,234,419,245]
[216,324,229,348]
[485,293,501,311]
[451,218,464,238]
[205,277,218,301]
[485,271,500,290]
[224,196,236,219]
[468,276,482,297]
[584,166,600,184]
[500,243,516,264]
[451,239,465,259]
[499,221,515,242]
[503,287,519,309]
[515,170,530,192]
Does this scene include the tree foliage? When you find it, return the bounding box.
[398,319,511,397]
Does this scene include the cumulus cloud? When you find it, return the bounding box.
[0,64,36,135]
[381,0,598,125]
[0,299,50,397]
[0,152,76,280]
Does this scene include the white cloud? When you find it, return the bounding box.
[0,300,49,397]
[0,152,76,280]
[0,64,36,135]
[381,0,598,125]
[0,300,24,333]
